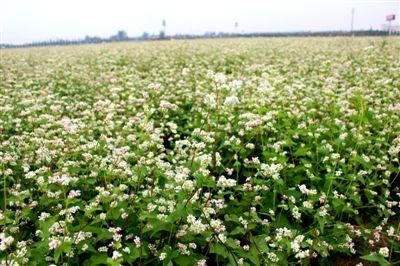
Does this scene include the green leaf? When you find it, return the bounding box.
[247,246,260,265]
[230,226,246,235]
[85,226,114,241]
[54,248,62,263]
[294,147,309,156]
[168,203,186,223]
[210,242,229,258]
[225,238,239,249]
[361,253,390,266]
[121,244,139,263]
[275,214,290,228]
[107,257,123,266]
[317,216,325,234]
[173,255,196,266]
[141,221,172,237]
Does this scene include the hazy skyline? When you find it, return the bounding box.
[1,0,399,44]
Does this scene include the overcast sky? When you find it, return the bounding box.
[1,0,399,44]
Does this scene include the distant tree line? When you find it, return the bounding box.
[1,29,397,49]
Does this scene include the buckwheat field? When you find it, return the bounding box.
[1,37,400,265]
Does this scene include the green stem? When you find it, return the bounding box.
[3,166,8,266]
[389,221,400,262]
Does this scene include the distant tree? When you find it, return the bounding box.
[141,32,149,40]
[159,30,165,39]
[204,32,216,37]
[117,30,128,40]
[84,35,102,43]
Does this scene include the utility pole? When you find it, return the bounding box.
[351,8,355,33]
[162,19,166,35]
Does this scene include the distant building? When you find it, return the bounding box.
[382,24,400,35]
[110,30,129,41]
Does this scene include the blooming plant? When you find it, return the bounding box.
[0,38,399,265]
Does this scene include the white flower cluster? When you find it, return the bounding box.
[1,37,399,265]
[261,163,283,180]
[298,184,317,195]
[187,215,207,234]
[0,233,14,251]
[216,175,237,189]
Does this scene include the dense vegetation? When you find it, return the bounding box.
[1,38,399,265]
[2,30,394,49]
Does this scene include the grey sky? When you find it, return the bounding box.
[1,0,399,44]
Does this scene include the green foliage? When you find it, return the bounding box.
[0,37,399,265]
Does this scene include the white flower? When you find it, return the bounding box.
[198,259,207,266]
[224,95,239,106]
[213,73,227,83]
[218,233,227,243]
[189,218,207,234]
[25,171,36,179]
[187,215,196,224]
[319,206,329,217]
[267,252,279,262]
[298,184,317,195]
[390,103,400,112]
[0,233,14,251]
[67,190,81,199]
[98,246,108,252]
[159,252,167,261]
[339,133,348,140]
[292,206,301,220]
[39,212,51,221]
[181,68,189,76]
[134,236,141,248]
[261,163,283,180]
[99,213,106,220]
[291,235,305,253]
[48,238,61,250]
[217,176,237,189]
[112,250,122,260]
[178,243,189,255]
[303,201,313,209]
[160,100,177,111]
[295,249,310,259]
[245,119,262,129]
[204,94,216,108]
[379,247,389,257]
